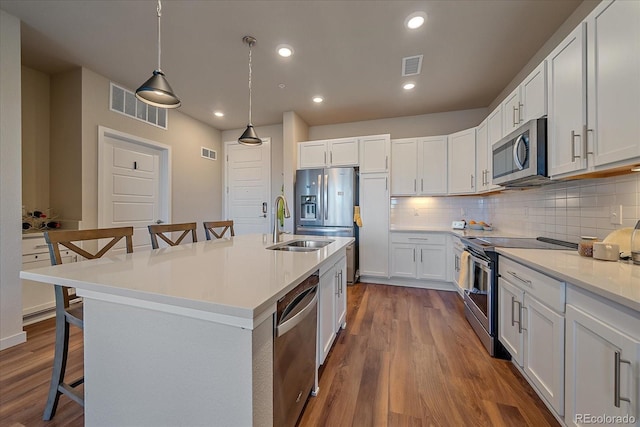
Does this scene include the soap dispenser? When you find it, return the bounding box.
[632,220,640,265]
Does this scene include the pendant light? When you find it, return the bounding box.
[135,0,181,108]
[238,36,262,146]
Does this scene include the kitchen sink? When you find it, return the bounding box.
[267,239,334,252]
[284,240,333,248]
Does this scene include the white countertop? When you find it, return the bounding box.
[20,234,354,328]
[497,248,640,312]
[389,225,526,239]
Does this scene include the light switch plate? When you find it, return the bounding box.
[610,205,622,225]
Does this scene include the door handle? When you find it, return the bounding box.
[262,202,267,214]
[155,220,164,224]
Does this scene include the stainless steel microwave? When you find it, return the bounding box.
[492,118,549,188]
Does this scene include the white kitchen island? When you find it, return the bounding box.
[20,234,353,427]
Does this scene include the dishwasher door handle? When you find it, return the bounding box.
[276,290,318,337]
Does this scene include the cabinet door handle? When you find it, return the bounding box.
[385,177,388,191]
[585,126,594,155]
[471,174,474,189]
[413,248,416,262]
[324,151,327,164]
[571,130,581,160]
[330,151,333,164]
[518,102,524,123]
[414,179,417,192]
[385,156,388,170]
[511,296,518,327]
[421,178,424,192]
[420,249,423,263]
[513,106,518,127]
[614,351,632,407]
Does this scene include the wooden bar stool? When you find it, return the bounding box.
[147,222,197,249]
[42,226,134,420]
[203,220,235,240]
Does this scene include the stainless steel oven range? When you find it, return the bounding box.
[460,236,577,358]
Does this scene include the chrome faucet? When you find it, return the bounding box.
[272,195,291,243]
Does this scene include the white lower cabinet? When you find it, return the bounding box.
[390,233,447,282]
[498,257,565,416]
[450,236,464,294]
[565,287,640,427]
[318,254,347,366]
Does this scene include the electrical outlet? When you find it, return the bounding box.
[610,205,623,225]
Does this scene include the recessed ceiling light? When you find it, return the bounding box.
[405,12,427,30]
[403,83,416,90]
[278,83,286,89]
[213,111,224,117]
[312,96,324,103]
[277,44,294,57]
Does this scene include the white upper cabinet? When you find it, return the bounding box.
[391,138,418,195]
[502,62,547,136]
[359,134,390,173]
[391,136,447,196]
[447,128,476,194]
[547,23,587,177]
[298,137,358,169]
[549,0,640,178]
[486,107,503,190]
[476,120,491,192]
[588,0,640,168]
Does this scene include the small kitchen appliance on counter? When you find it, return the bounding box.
[460,236,577,358]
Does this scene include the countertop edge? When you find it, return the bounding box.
[496,248,640,312]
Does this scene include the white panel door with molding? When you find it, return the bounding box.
[225,138,271,235]
[98,126,170,252]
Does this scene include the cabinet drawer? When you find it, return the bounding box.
[22,249,74,266]
[499,257,565,313]
[22,236,49,255]
[390,233,446,245]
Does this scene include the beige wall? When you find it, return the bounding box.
[50,68,82,220]
[78,68,223,235]
[0,10,26,349]
[308,108,488,141]
[21,66,50,213]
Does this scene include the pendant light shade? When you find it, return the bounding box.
[136,0,181,109]
[239,36,261,146]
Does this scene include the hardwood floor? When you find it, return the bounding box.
[0,284,559,427]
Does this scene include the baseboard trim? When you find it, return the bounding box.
[0,330,27,350]
[359,276,456,292]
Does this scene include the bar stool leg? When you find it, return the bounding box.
[43,312,69,420]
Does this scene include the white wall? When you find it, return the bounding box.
[391,173,640,244]
[0,10,27,349]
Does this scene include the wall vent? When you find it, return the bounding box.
[110,82,168,129]
[402,55,423,76]
[201,147,217,161]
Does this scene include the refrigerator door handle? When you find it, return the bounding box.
[324,173,329,221]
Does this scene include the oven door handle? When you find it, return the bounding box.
[469,253,491,268]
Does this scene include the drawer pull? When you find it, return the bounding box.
[507,270,532,287]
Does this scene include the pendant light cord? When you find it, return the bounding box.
[156,0,162,72]
[248,43,253,125]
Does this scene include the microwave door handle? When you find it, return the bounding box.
[513,135,526,171]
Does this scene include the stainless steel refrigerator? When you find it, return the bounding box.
[295,167,358,282]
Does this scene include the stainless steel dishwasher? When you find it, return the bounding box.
[273,270,318,427]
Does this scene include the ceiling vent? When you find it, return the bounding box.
[402,55,423,76]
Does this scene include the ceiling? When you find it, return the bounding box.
[0,0,582,131]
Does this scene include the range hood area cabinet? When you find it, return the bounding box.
[501,61,547,137]
[548,0,640,178]
[391,136,448,196]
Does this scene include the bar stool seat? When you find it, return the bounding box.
[203,220,235,240]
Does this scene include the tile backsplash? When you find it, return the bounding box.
[390,173,640,243]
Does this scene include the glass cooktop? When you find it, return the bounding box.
[465,236,577,251]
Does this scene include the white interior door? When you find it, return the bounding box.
[224,138,271,235]
[98,126,170,251]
